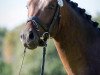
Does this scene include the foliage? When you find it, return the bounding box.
[0,28,7,37]
[0,27,12,75]
[0,61,12,75]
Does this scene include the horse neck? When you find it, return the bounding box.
[53,0,100,75]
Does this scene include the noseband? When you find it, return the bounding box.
[27,3,60,44]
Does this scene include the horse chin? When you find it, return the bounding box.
[26,39,39,49]
[27,45,37,49]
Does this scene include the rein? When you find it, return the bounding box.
[40,45,47,75]
[19,32,49,75]
[19,43,47,75]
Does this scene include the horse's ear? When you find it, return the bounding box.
[57,0,64,7]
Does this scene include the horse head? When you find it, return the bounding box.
[20,0,62,49]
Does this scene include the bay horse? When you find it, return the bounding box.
[20,0,100,75]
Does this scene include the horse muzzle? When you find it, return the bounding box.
[20,29,39,49]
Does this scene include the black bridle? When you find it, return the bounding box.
[26,2,61,75]
[27,3,60,44]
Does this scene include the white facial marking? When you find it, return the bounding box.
[57,0,64,7]
[39,0,49,11]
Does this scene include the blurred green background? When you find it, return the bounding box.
[0,0,100,75]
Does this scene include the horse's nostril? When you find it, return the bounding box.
[29,31,34,39]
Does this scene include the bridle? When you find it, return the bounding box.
[27,2,61,46]
[25,1,61,75]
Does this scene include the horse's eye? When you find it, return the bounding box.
[48,4,55,10]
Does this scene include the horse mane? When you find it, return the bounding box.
[66,0,100,30]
